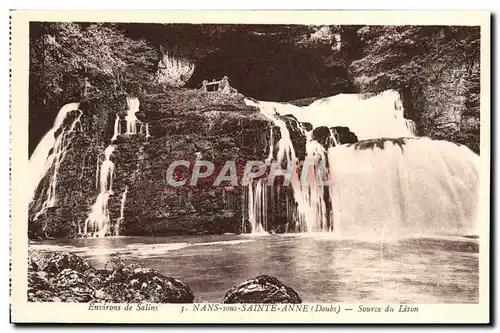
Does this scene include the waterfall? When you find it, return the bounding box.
[405,119,417,136]
[244,90,479,236]
[327,137,479,237]
[115,186,128,236]
[256,102,299,165]
[111,114,121,142]
[84,145,115,237]
[272,90,415,140]
[298,132,331,232]
[125,97,140,135]
[83,97,149,237]
[111,97,150,141]
[328,128,340,147]
[29,103,82,219]
[247,179,268,233]
[265,126,274,164]
[29,102,81,201]
[139,123,151,140]
[245,100,319,232]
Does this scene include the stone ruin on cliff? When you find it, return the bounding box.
[200,76,238,94]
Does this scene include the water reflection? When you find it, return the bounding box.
[31,234,478,303]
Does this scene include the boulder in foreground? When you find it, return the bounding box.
[222,275,302,303]
[28,250,194,303]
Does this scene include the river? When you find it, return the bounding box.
[30,233,478,303]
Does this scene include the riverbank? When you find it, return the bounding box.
[28,248,303,304]
[29,234,479,303]
[28,249,195,303]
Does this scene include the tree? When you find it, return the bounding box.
[29,22,157,109]
[350,25,480,153]
[29,22,159,154]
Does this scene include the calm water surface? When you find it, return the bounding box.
[31,234,479,303]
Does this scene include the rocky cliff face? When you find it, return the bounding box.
[156,48,195,87]
[125,24,354,101]
[29,87,362,239]
[350,26,480,154]
[419,57,480,153]
[29,89,277,238]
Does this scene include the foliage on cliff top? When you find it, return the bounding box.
[124,23,343,60]
[141,89,257,114]
[30,22,158,108]
[28,23,481,154]
[350,26,479,87]
[350,26,480,153]
[29,22,159,154]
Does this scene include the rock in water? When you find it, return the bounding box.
[331,126,358,144]
[100,266,195,303]
[222,275,302,303]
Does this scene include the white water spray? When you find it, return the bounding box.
[29,103,82,219]
[245,100,319,232]
[328,128,340,147]
[247,179,268,233]
[29,103,81,201]
[327,137,479,237]
[84,145,115,237]
[244,91,478,236]
[125,97,140,135]
[115,186,128,236]
[261,90,416,140]
[111,97,150,142]
[111,114,121,142]
[139,123,151,140]
[84,97,150,237]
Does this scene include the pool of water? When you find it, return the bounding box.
[30,233,479,303]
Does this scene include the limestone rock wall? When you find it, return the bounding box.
[29,89,274,238]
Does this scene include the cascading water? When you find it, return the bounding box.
[29,103,82,219]
[327,137,479,237]
[30,96,149,237]
[405,119,417,136]
[111,97,150,142]
[265,126,274,164]
[244,90,479,236]
[299,132,331,232]
[271,90,416,140]
[145,123,150,139]
[84,96,149,237]
[111,114,121,142]
[84,145,115,237]
[139,123,151,140]
[328,128,340,147]
[245,100,324,232]
[244,101,302,232]
[115,186,128,236]
[247,179,268,234]
[125,97,140,135]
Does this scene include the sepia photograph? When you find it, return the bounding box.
[10,10,490,323]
